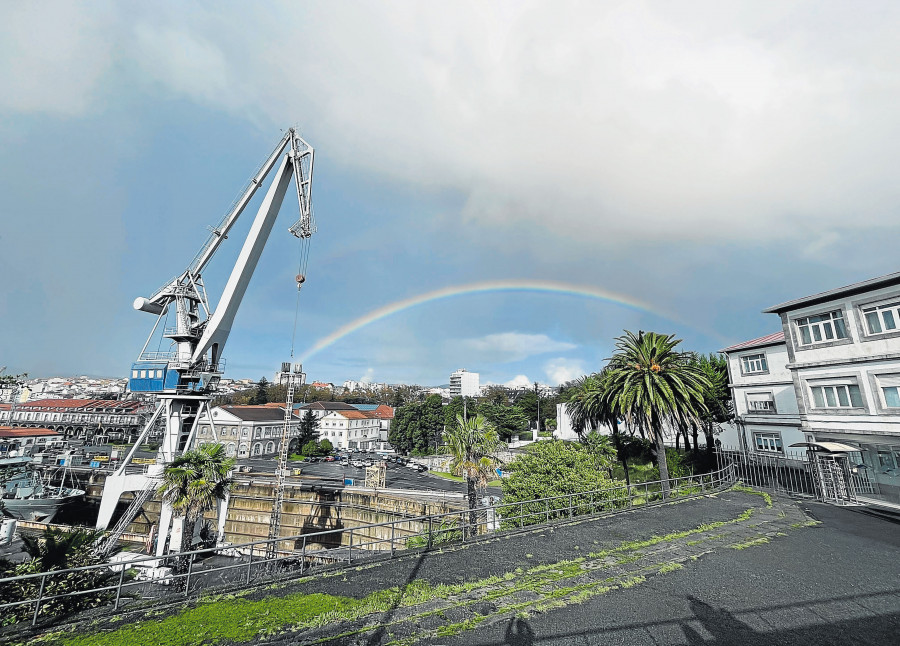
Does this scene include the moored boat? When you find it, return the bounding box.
[0,457,85,523]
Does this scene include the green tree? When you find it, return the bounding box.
[421,394,444,453]
[500,440,624,527]
[298,410,319,447]
[319,438,333,454]
[565,372,633,489]
[695,353,734,458]
[157,443,235,570]
[477,402,529,442]
[301,440,319,456]
[516,390,540,431]
[602,330,710,497]
[443,396,477,429]
[250,377,270,405]
[443,414,505,530]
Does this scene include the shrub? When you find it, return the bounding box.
[0,527,128,626]
[500,441,627,528]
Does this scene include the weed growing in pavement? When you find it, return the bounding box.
[658,562,684,574]
[732,484,773,508]
[730,536,770,550]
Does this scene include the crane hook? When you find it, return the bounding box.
[295,273,306,291]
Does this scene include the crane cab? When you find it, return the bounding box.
[129,363,178,393]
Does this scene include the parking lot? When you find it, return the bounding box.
[235,454,482,494]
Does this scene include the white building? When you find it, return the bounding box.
[195,405,300,458]
[450,369,480,398]
[316,409,382,451]
[759,271,900,507]
[721,332,804,453]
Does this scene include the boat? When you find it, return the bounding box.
[0,456,85,523]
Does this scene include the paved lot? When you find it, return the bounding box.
[438,502,900,646]
[237,456,477,494]
[273,492,900,645]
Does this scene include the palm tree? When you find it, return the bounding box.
[695,353,734,462]
[443,414,505,532]
[565,373,632,489]
[603,330,710,497]
[157,443,234,568]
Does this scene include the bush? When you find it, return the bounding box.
[0,527,128,626]
[500,441,627,528]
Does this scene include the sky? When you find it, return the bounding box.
[2,1,900,388]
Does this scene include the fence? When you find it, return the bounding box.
[0,465,735,628]
[714,442,880,505]
[715,445,819,498]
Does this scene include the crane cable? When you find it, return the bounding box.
[289,233,312,359]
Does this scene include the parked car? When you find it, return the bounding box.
[324,456,336,462]
[364,458,374,467]
[351,459,364,468]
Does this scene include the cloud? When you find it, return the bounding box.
[6,2,900,249]
[504,375,532,388]
[463,332,576,363]
[0,2,114,115]
[359,368,375,384]
[544,358,587,385]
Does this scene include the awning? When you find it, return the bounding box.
[788,441,861,453]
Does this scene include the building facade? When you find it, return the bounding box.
[761,272,900,507]
[316,409,382,451]
[450,369,480,398]
[722,332,804,455]
[195,405,301,458]
[0,399,148,442]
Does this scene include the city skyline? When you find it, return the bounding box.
[3,2,900,387]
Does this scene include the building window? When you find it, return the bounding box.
[747,392,776,414]
[740,353,768,375]
[795,310,847,345]
[881,386,900,408]
[754,432,783,453]
[862,301,900,335]
[810,383,864,408]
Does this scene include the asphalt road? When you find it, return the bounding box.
[440,501,900,646]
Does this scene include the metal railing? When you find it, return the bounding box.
[0,465,735,627]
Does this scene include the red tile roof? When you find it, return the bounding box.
[16,399,143,411]
[720,331,785,353]
[0,426,60,438]
[334,410,372,420]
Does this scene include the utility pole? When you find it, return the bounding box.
[534,382,541,435]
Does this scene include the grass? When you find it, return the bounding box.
[731,484,773,507]
[429,471,502,487]
[730,536,770,550]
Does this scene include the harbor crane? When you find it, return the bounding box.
[96,129,315,559]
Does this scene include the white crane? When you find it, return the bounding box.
[96,129,314,560]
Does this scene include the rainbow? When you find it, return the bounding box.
[298,279,675,362]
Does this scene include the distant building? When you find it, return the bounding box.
[0,426,62,455]
[316,409,382,451]
[195,405,301,458]
[297,401,357,420]
[0,399,148,442]
[450,369,480,398]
